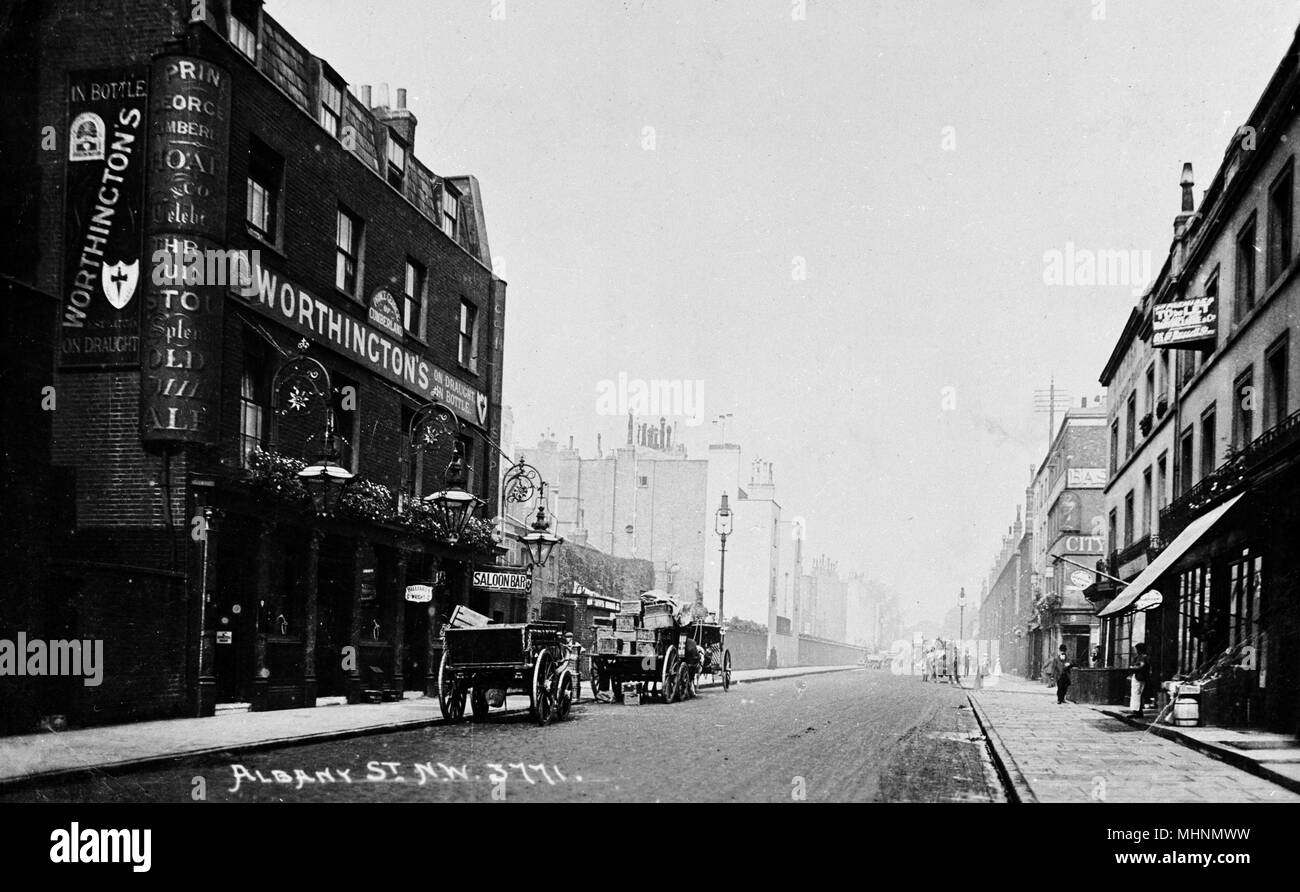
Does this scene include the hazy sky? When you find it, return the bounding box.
[271,0,1300,626]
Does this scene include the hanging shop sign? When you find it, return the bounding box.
[139,56,231,446]
[472,566,531,594]
[404,584,433,603]
[1153,296,1217,349]
[1069,569,1094,589]
[232,255,489,427]
[60,67,150,369]
[1135,590,1164,612]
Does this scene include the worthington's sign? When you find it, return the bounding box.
[232,253,488,426]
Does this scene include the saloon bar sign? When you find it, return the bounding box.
[472,567,531,594]
[1153,295,1218,349]
[139,56,231,446]
[60,67,150,369]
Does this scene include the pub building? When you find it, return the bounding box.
[0,0,519,730]
[1091,26,1300,734]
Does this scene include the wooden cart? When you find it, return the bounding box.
[676,620,732,699]
[437,620,574,725]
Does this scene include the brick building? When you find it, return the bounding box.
[0,0,510,731]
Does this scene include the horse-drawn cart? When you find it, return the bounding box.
[437,616,574,725]
[589,595,731,703]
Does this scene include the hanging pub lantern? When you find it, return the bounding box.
[424,440,483,544]
[520,482,563,568]
[297,421,353,515]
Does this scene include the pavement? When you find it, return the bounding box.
[967,673,1300,803]
[0,663,858,791]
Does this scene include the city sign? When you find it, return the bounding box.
[1061,535,1105,554]
[1153,296,1217,349]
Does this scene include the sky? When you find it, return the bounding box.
[270,0,1300,627]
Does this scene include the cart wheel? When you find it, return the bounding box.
[722,650,732,692]
[556,669,574,721]
[470,683,489,721]
[437,651,466,722]
[531,650,556,726]
[662,645,680,703]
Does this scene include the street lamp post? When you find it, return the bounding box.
[715,493,732,623]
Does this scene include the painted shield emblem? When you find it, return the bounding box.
[476,393,488,425]
[101,259,139,309]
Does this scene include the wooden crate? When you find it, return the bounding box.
[620,600,643,615]
[642,611,674,630]
[615,630,638,642]
[635,629,655,642]
[622,682,641,705]
[596,637,621,654]
[615,615,639,631]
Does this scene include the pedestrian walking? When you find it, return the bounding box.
[1129,642,1150,716]
[1050,645,1073,704]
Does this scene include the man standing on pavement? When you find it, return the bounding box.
[1051,644,1073,704]
[1129,642,1150,716]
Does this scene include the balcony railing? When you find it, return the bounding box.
[1115,535,1151,568]
[1160,408,1300,539]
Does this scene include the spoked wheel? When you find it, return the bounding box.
[437,650,466,722]
[555,670,574,721]
[722,650,732,691]
[531,650,557,726]
[470,682,489,721]
[662,645,680,703]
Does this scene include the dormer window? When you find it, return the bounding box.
[319,76,343,139]
[228,1,259,60]
[441,186,459,240]
[386,134,407,190]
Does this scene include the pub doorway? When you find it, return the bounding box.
[213,522,258,704]
[315,536,355,698]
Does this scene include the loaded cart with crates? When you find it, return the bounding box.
[437,606,575,726]
[589,592,731,704]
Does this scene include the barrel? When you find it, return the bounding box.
[1172,695,1200,727]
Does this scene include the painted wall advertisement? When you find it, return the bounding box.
[139,56,231,446]
[1153,295,1217,348]
[60,67,150,369]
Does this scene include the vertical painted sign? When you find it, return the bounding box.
[140,56,231,446]
[60,67,150,368]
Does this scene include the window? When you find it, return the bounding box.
[1200,404,1216,479]
[1235,214,1258,322]
[1156,451,1168,518]
[1228,550,1266,687]
[1159,352,1171,405]
[455,434,476,494]
[239,352,269,467]
[331,373,359,473]
[1145,364,1156,417]
[441,186,459,239]
[386,134,407,190]
[1178,566,1211,675]
[1141,467,1152,538]
[245,137,283,242]
[1267,160,1294,285]
[637,475,649,488]
[403,259,425,337]
[1264,333,1290,430]
[1123,491,1135,547]
[1178,425,1194,494]
[400,404,424,498]
[1233,368,1255,451]
[335,206,362,295]
[228,7,257,60]
[1107,508,1117,554]
[319,76,343,139]
[1109,420,1119,476]
[458,299,479,372]
[1125,393,1136,457]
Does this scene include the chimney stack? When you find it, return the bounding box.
[396,88,407,109]
[1173,162,1197,275]
[360,84,372,107]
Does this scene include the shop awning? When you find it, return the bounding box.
[1098,493,1244,617]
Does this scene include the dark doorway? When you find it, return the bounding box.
[402,599,431,692]
[315,538,355,697]
[214,524,258,703]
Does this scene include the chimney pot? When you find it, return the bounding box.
[376,83,389,108]
[360,84,372,106]
[397,88,407,109]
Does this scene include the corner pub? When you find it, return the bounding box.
[0,0,517,732]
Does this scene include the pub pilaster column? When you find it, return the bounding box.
[193,502,218,717]
[346,537,366,704]
[251,522,273,711]
[392,549,408,693]
[302,530,322,706]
